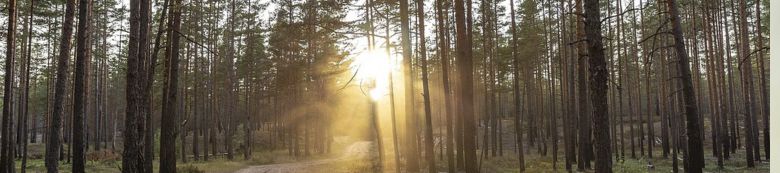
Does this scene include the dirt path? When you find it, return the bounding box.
[233,141,373,173]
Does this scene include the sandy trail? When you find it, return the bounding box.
[233,141,373,173]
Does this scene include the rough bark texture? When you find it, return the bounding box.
[583,0,611,172]
[46,0,76,172]
[123,0,148,171]
[160,0,183,171]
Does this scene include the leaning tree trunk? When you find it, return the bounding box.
[666,0,705,172]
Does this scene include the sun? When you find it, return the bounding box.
[351,49,395,101]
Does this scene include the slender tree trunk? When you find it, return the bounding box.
[1,0,19,171]
[509,0,525,171]
[20,0,35,171]
[399,0,420,171]
[736,0,757,167]
[435,0,456,171]
[754,0,768,160]
[139,0,154,170]
[72,0,93,171]
[417,0,436,171]
[383,0,402,171]
[574,0,591,170]
[193,41,201,161]
[160,0,183,170]
[666,0,705,171]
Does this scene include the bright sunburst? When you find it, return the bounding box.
[351,49,395,101]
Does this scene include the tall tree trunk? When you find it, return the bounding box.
[383,0,402,171]
[435,0,456,171]
[160,0,183,170]
[574,0,591,170]
[454,0,477,172]
[417,0,436,171]
[508,0,525,171]
[123,0,151,171]
[583,0,611,171]
[193,40,201,161]
[399,0,420,171]
[1,0,19,171]
[224,0,238,160]
[140,0,154,170]
[736,0,757,167]
[754,0,768,160]
[72,0,93,171]
[46,0,76,171]
[20,0,35,171]
[666,0,705,171]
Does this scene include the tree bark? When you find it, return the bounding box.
[509,0,525,171]
[399,0,420,171]
[46,0,76,171]
[754,0,768,160]
[736,0,757,167]
[417,0,436,171]
[123,0,151,171]
[574,0,591,170]
[435,0,456,171]
[1,0,19,171]
[20,0,35,171]
[583,0,611,171]
[454,0,478,172]
[72,0,93,171]
[666,0,705,171]
[160,0,183,170]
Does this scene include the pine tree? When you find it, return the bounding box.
[72,0,93,171]
[159,0,183,170]
[582,0,611,171]
[1,0,19,171]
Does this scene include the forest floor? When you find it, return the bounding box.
[477,119,771,173]
[10,119,771,173]
[9,140,771,173]
[233,141,375,173]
